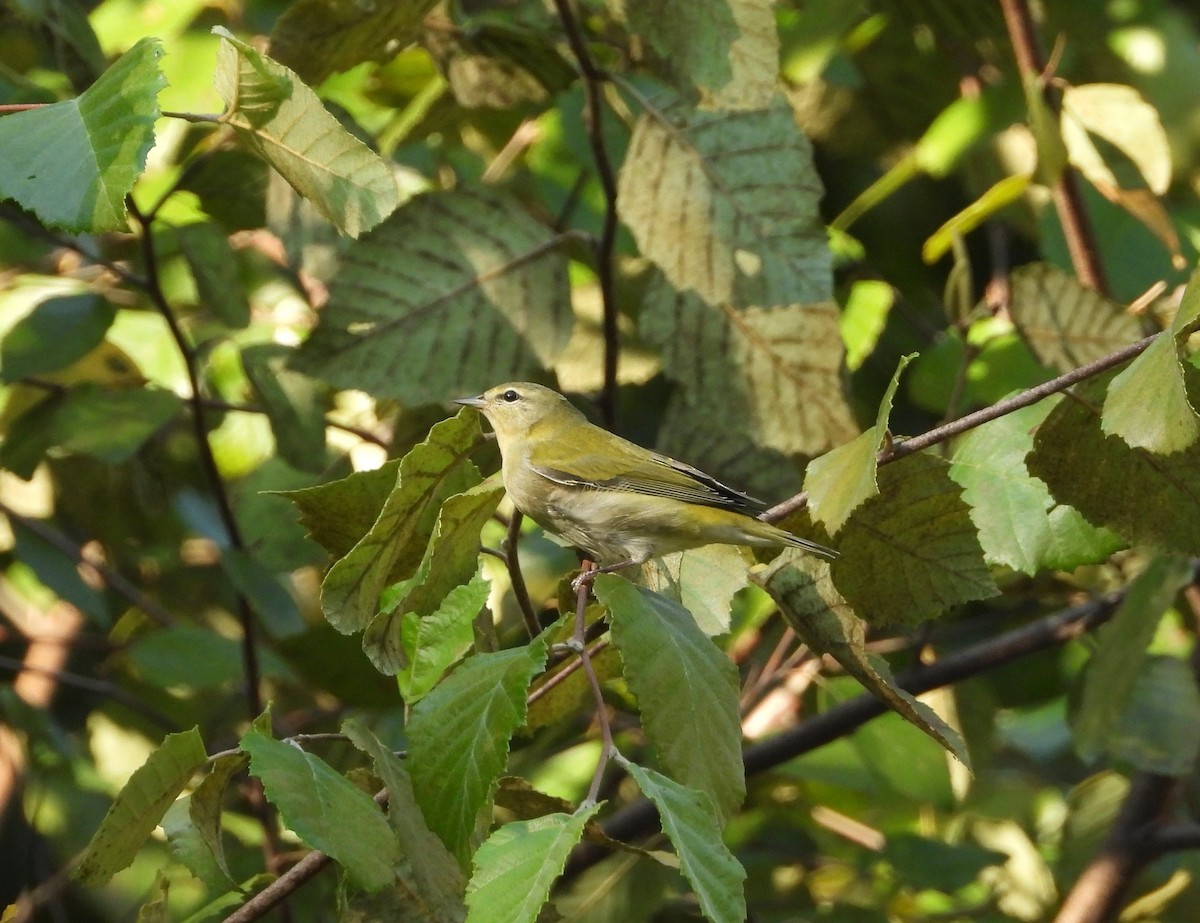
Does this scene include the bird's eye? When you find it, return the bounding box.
[501,389,520,403]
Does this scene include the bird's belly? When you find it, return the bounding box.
[535,488,699,565]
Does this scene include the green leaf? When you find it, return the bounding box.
[595,575,745,822]
[641,544,750,636]
[135,873,171,923]
[213,27,400,238]
[425,22,574,110]
[0,294,115,382]
[1008,262,1141,372]
[755,554,971,766]
[241,730,400,892]
[76,727,207,885]
[0,37,165,231]
[1109,656,1200,776]
[1028,373,1200,554]
[619,97,829,308]
[274,458,402,562]
[831,452,998,626]
[627,0,778,110]
[241,343,328,474]
[384,573,490,697]
[464,805,600,923]
[53,385,182,464]
[623,761,747,923]
[270,0,439,86]
[646,286,858,460]
[188,753,247,887]
[342,719,467,920]
[320,410,484,633]
[805,353,915,534]
[219,548,305,638]
[176,222,251,329]
[162,755,245,891]
[1102,271,1200,454]
[407,638,549,863]
[291,186,572,402]
[365,479,504,677]
[1072,555,1193,762]
[882,834,1005,893]
[841,280,895,372]
[949,399,1121,574]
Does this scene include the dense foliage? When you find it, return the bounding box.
[2,1,1200,921]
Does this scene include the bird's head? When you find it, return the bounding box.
[454,382,583,442]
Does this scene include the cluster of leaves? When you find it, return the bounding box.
[3,1,1200,922]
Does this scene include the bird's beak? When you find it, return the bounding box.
[454,394,486,409]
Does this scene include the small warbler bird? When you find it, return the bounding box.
[455,383,837,577]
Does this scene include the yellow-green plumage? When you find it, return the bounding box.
[455,382,837,568]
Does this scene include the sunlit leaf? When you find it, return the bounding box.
[756,554,970,766]
[464,805,600,923]
[619,96,829,308]
[1062,83,1171,195]
[270,0,438,86]
[213,27,400,237]
[292,186,572,402]
[949,399,1121,574]
[641,544,750,636]
[831,452,997,625]
[0,38,164,231]
[1102,273,1200,454]
[407,637,549,863]
[627,0,778,110]
[596,575,745,821]
[805,353,914,534]
[76,727,207,885]
[623,761,746,923]
[645,286,857,460]
[1008,262,1141,372]
[242,730,400,892]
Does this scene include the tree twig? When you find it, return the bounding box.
[997,0,1108,294]
[761,332,1158,523]
[552,0,621,428]
[503,511,542,640]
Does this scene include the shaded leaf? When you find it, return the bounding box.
[641,544,750,636]
[883,834,1005,893]
[220,548,305,638]
[1110,656,1200,776]
[524,640,623,732]
[623,761,747,923]
[831,452,998,625]
[0,38,164,231]
[52,385,182,464]
[0,294,114,382]
[274,458,402,562]
[949,399,1121,574]
[176,222,251,329]
[241,730,400,892]
[292,186,572,402]
[805,353,914,534]
[76,727,207,885]
[755,554,970,766]
[407,638,549,863]
[595,575,745,821]
[464,805,600,923]
[188,753,247,888]
[162,757,243,891]
[134,873,171,923]
[1008,262,1141,372]
[619,97,829,308]
[645,286,857,459]
[1028,373,1200,554]
[627,0,778,110]
[343,719,467,920]
[241,343,328,474]
[213,28,400,238]
[1073,555,1192,762]
[320,410,484,633]
[427,23,574,109]
[270,0,438,86]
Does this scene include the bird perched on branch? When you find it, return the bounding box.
[455,382,837,582]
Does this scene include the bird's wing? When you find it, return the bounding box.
[532,440,765,513]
